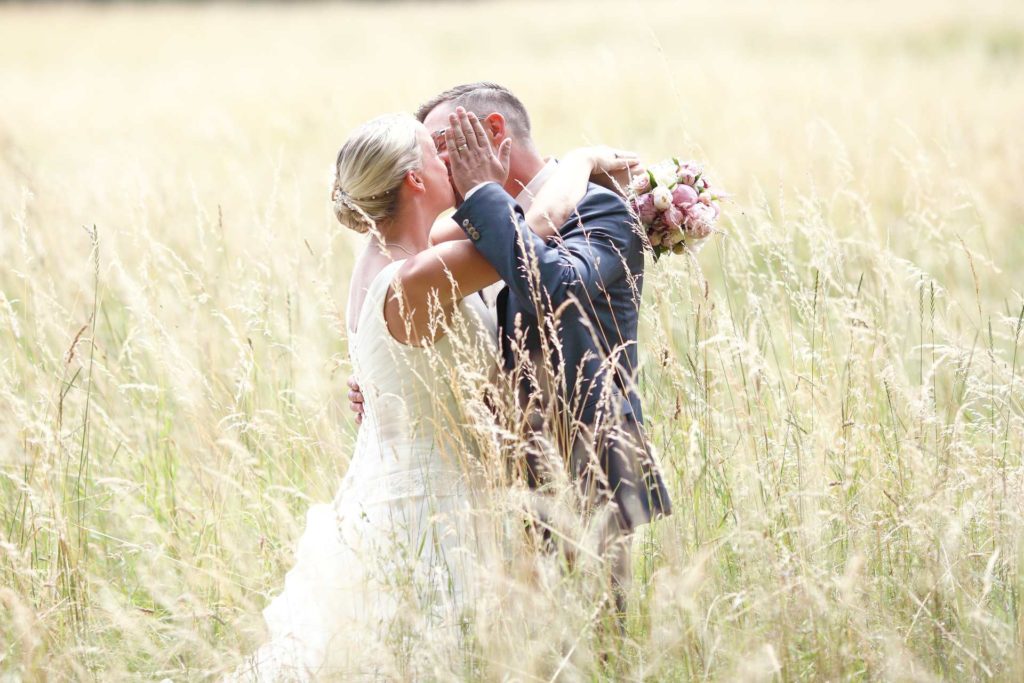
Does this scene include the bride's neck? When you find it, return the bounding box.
[377,201,434,255]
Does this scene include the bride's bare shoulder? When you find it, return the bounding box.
[346,251,394,334]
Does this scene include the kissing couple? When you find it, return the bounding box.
[235,82,675,680]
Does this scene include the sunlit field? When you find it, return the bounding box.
[2,0,1023,679]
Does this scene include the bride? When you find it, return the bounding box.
[234,112,638,680]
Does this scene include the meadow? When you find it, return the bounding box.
[1,0,1023,679]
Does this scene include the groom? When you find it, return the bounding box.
[351,82,671,607]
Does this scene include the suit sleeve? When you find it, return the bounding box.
[451,183,634,310]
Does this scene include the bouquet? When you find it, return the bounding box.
[628,159,725,259]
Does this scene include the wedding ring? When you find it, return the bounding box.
[457,144,468,152]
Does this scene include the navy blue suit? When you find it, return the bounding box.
[452,182,672,531]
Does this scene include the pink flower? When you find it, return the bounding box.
[635,194,657,223]
[686,202,716,224]
[676,161,701,186]
[687,220,713,239]
[663,205,684,228]
[672,184,698,207]
[631,173,651,194]
[683,202,716,239]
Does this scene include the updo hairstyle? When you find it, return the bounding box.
[331,113,423,234]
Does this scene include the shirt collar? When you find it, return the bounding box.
[514,159,558,213]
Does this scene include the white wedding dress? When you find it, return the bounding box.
[236,259,498,681]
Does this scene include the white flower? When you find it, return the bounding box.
[652,186,673,211]
[649,161,678,190]
[654,172,676,190]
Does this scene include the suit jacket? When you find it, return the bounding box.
[452,181,672,531]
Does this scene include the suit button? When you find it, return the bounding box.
[462,219,470,228]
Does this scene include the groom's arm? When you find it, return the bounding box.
[451,183,633,310]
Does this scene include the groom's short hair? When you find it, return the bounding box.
[415,82,532,139]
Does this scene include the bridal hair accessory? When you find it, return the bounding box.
[331,178,398,234]
[628,159,728,259]
[331,182,397,204]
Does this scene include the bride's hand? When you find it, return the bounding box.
[566,146,643,197]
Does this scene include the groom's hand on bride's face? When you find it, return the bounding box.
[444,107,512,199]
[346,375,364,426]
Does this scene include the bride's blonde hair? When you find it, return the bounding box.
[331,113,423,234]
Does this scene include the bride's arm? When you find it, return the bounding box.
[384,241,500,345]
[524,147,641,238]
[428,217,465,245]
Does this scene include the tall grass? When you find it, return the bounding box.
[1,0,1022,679]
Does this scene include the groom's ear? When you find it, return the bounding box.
[483,113,506,142]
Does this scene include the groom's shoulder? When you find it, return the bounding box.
[564,184,640,250]
[452,182,518,227]
[581,182,630,215]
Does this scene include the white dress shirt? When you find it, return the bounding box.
[462,159,558,210]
